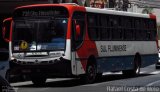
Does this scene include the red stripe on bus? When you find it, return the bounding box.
[149,14,156,19]
[77,37,98,71]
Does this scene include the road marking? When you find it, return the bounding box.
[10,70,160,87]
[83,71,153,87]
[11,81,33,86]
[140,71,146,74]
[150,71,160,74]
[146,80,160,86]
[82,82,108,87]
[103,72,122,75]
[11,78,74,87]
[103,71,147,75]
[46,78,74,82]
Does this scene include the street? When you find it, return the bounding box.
[10,64,160,92]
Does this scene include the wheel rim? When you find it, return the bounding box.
[135,57,140,74]
[135,65,140,74]
[87,65,96,82]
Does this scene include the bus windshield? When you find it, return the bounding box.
[12,18,68,52]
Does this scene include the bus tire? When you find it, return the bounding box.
[122,55,141,77]
[81,62,97,84]
[5,70,10,82]
[30,74,47,86]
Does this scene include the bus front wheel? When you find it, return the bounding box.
[81,63,97,84]
[5,70,10,82]
[30,74,47,86]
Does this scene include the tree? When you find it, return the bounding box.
[122,0,129,11]
[109,0,116,8]
[142,6,153,14]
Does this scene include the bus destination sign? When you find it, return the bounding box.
[13,6,68,18]
[22,10,61,17]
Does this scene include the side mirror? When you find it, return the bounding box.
[2,25,10,42]
[2,26,9,42]
[2,18,12,42]
[76,24,81,37]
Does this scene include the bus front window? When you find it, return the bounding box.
[13,18,68,51]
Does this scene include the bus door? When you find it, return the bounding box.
[0,18,11,79]
[71,12,85,75]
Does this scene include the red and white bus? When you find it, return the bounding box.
[2,4,158,85]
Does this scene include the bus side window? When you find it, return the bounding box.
[72,12,85,50]
[149,20,157,40]
[122,17,132,40]
[100,14,110,40]
[87,13,99,40]
[146,19,156,41]
[141,19,147,40]
[135,19,141,40]
[109,16,121,40]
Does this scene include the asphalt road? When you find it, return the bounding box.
[10,64,160,92]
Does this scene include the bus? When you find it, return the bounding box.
[3,3,158,85]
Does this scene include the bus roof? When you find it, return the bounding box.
[14,4,156,19]
[14,3,85,12]
[85,7,151,18]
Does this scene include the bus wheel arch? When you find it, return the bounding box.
[87,55,97,69]
[134,53,142,66]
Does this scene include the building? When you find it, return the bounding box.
[0,0,83,31]
[128,0,160,23]
[0,0,51,31]
[1,0,160,30]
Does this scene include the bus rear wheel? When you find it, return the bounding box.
[122,56,141,77]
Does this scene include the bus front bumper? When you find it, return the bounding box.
[9,58,72,77]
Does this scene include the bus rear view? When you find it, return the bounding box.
[10,5,71,85]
